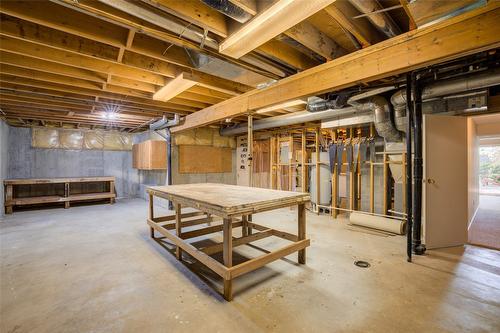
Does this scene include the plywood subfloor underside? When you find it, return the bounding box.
[1,199,499,332]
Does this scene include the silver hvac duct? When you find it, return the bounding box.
[348,0,401,38]
[390,69,500,129]
[201,0,252,23]
[221,69,500,137]
[220,107,359,136]
[348,95,401,142]
[150,114,180,131]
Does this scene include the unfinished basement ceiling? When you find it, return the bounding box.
[0,0,493,132]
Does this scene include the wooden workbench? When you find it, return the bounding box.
[146,183,311,301]
[4,177,115,214]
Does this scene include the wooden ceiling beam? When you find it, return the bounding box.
[153,73,198,102]
[399,0,417,30]
[323,2,381,48]
[187,86,233,100]
[0,35,168,85]
[0,1,128,47]
[0,88,191,115]
[220,0,337,58]
[0,15,255,95]
[256,40,320,71]
[228,0,257,16]
[0,51,107,84]
[176,91,224,105]
[284,21,347,60]
[171,3,500,132]
[1,73,153,99]
[0,95,164,118]
[141,0,229,37]
[3,112,146,129]
[0,63,158,95]
[3,107,151,123]
[55,0,284,80]
[0,80,200,113]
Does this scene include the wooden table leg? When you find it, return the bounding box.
[5,185,13,214]
[298,203,306,264]
[110,180,115,204]
[64,183,70,209]
[247,214,253,235]
[223,217,233,301]
[149,193,154,238]
[175,203,182,260]
[242,215,248,237]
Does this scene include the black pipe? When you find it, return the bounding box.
[405,73,413,262]
[166,128,173,211]
[411,73,426,255]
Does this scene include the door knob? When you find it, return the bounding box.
[426,178,435,184]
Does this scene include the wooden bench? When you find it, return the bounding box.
[147,183,311,301]
[4,177,116,214]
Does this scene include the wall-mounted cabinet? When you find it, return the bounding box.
[132,140,167,170]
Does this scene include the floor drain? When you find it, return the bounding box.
[354,260,371,268]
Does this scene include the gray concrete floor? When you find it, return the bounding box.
[1,199,499,333]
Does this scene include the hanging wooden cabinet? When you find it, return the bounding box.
[132,140,167,170]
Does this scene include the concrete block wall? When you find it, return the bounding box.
[2,125,237,208]
[0,120,9,218]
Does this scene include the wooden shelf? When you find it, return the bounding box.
[68,193,116,201]
[4,177,116,214]
[8,195,66,205]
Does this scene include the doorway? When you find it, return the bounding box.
[468,127,500,250]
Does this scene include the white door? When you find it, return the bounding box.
[423,114,468,249]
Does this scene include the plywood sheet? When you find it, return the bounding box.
[148,183,310,216]
[179,145,232,174]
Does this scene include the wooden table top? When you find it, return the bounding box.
[147,183,310,217]
[4,177,115,185]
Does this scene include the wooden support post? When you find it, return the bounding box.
[289,135,293,191]
[149,193,154,238]
[175,203,182,260]
[5,185,13,214]
[270,136,274,189]
[248,114,253,187]
[109,180,115,204]
[332,130,338,218]
[223,217,233,301]
[349,128,354,211]
[315,128,320,214]
[298,203,306,264]
[277,136,282,190]
[383,153,389,215]
[301,130,306,193]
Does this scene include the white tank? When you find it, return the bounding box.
[310,151,331,205]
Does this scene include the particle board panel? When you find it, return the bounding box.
[132,140,167,170]
[178,145,232,174]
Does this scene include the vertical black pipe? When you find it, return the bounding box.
[166,128,173,211]
[405,73,413,262]
[411,73,426,255]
